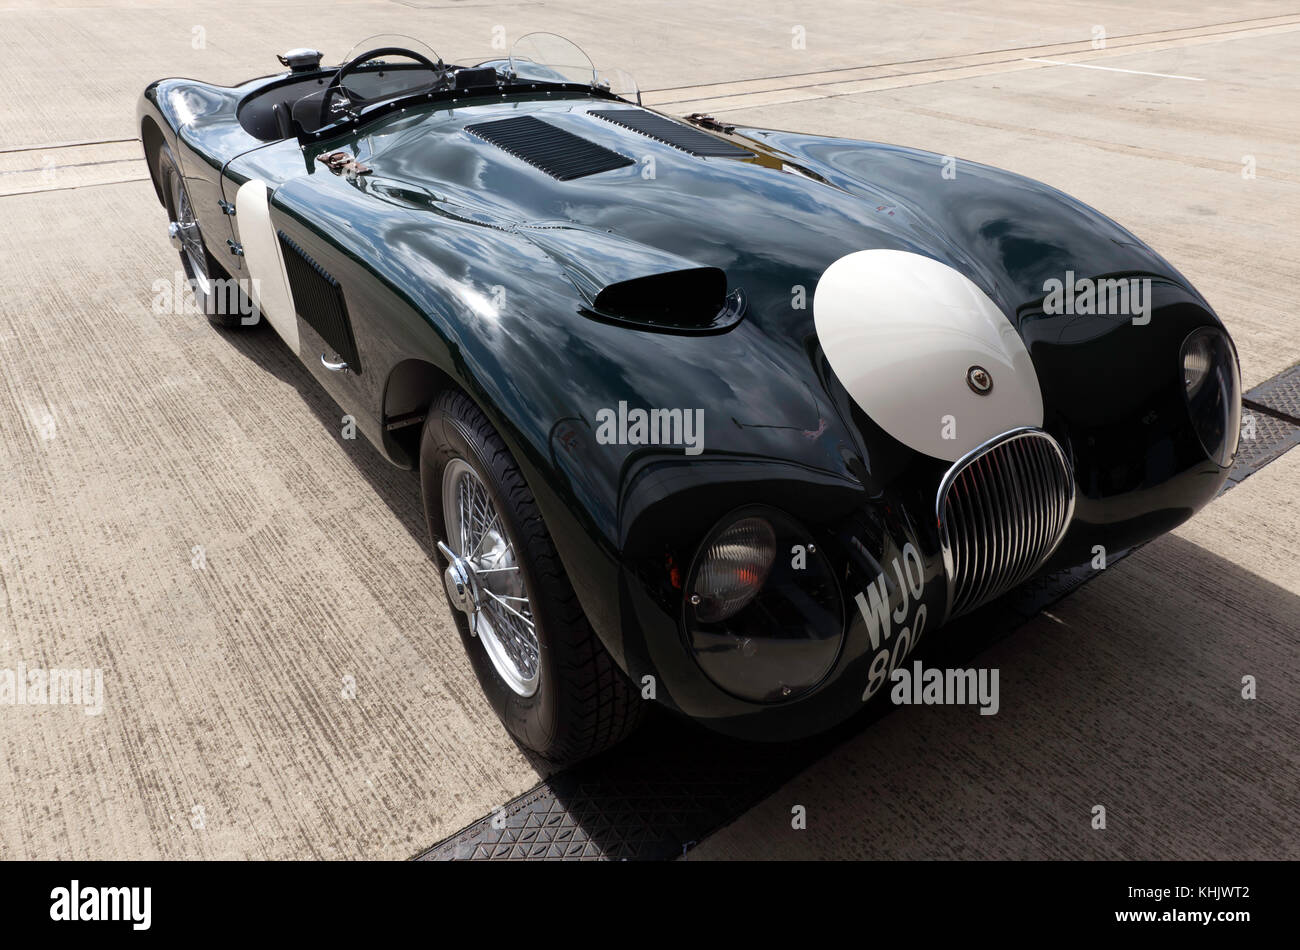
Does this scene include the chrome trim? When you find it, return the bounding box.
[170,186,211,302]
[936,427,1075,622]
[437,540,479,623]
[320,353,350,372]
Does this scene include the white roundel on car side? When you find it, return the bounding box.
[813,249,1043,463]
[235,179,299,354]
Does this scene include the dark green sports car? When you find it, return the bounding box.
[138,34,1242,763]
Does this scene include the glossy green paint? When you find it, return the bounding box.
[139,66,1235,738]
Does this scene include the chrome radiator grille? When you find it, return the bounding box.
[937,428,1075,619]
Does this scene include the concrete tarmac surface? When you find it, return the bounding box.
[0,1,1296,859]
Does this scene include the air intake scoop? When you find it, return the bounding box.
[520,225,738,332]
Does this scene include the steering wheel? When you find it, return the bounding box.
[318,46,444,128]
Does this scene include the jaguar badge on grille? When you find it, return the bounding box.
[966,365,993,395]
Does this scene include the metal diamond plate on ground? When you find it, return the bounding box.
[1245,362,1300,423]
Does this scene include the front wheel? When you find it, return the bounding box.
[156,143,253,330]
[420,391,644,764]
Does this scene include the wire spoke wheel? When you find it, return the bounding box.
[168,177,212,305]
[153,142,251,331]
[441,458,540,697]
[421,390,643,762]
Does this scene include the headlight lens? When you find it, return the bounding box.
[1180,326,1241,468]
[684,508,845,703]
[691,517,777,622]
[1182,332,1212,398]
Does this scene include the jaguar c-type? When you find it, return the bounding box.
[138,34,1242,762]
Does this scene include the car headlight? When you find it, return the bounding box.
[684,507,845,703]
[1180,326,1241,468]
[691,516,777,622]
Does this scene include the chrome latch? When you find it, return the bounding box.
[316,151,372,178]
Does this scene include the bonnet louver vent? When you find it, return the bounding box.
[465,115,634,180]
[588,109,753,158]
[277,231,361,374]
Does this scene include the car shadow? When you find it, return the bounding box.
[424,529,1299,860]
[212,324,848,839]
[215,321,433,557]
[675,532,1300,860]
[211,325,1296,861]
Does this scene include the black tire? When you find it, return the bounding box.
[156,143,255,330]
[420,390,644,764]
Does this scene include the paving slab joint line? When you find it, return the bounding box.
[641,13,1300,96]
[0,136,141,155]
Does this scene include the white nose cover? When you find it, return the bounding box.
[814,249,1043,462]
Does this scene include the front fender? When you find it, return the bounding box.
[738,126,1209,317]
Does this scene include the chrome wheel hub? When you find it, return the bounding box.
[167,221,186,251]
[170,185,211,300]
[440,459,540,697]
[439,549,477,614]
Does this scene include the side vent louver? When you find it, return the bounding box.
[588,109,754,158]
[465,115,634,181]
[277,231,361,374]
